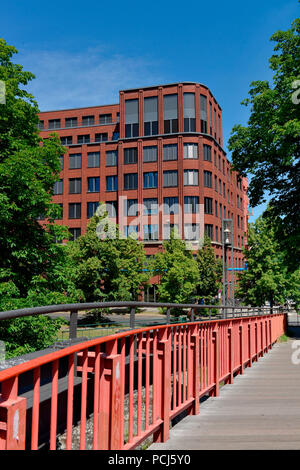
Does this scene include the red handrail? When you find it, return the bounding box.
[0,314,286,450]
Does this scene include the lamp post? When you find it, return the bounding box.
[222,219,234,317]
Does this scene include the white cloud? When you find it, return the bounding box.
[17,46,165,111]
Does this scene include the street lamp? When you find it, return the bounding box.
[222,219,234,317]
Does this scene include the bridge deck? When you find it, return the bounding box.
[149,340,300,450]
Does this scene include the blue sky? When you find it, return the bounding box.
[1,0,298,221]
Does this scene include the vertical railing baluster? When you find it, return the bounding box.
[31,367,40,450]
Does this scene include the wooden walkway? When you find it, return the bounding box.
[149,340,300,450]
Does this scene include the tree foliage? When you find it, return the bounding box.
[195,235,222,303]
[68,204,150,302]
[153,231,199,315]
[228,18,300,268]
[236,215,300,307]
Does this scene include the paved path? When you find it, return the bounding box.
[149,340,300,450]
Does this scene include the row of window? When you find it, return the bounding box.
[54,169,215,194]
[59,132,120,146]
[124,93,221,144]
[39,113,117,130]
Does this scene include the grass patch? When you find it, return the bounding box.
[278,334,289,343]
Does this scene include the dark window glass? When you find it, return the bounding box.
[124,173,138,190]
[163,144,177,161]
[65,117,77,128]
[203,145,212,161]
[69,153,82,169]
[124,147,138,164]
[106,175,118,191]
[87,202,99,218]
[204,224,213,239]
[143,198,158,215]
[87,152,100,168]
[99,114,112,124]
[48,119,61,129]
[204,197,213,214]
[204,171,212,188]
[184,196,199,213]
[163,170,178,187]
[143,224,158,240]
[60,136,72,146]
[69,228,81,240]
[143,172,157,189]
[69,178,81,194]
[53,179,63,195]
[106,150,118,166]
[124,199,138,216]
[77,134,90,144]
[68,203,81,219]
[163,197,179,214]
[143,146,157,163]
[95,133,108,142]
[87,177,100,193]
[82,115,94,126]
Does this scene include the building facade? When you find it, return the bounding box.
[38,82,248,295]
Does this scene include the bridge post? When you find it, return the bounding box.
[98,338,123,450]
[0,377,26,450]
[228,326,234,384]
[210,326,219,397]
[248,322,252,367]
[188,324,200,415]
[153,327,171,443]
[239,324,244,375]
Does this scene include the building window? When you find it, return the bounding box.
[204,224,213,239]
[69,203,81,219]
[87,151,100,168]
[214,150,217,166]
[203,145,212,162]
[124,225,139,238]
[82,115,94,126]
[99,114,112,124]
[125,99,139,138]
[106,175,118,192]
[163,223,179,239]
[163,196,179,214]
[105,201,117,218]
[53,179,63,195]
[214,109,217,139]
[184,169,199,186]
[214,175,218,191]
[184,93,195,132]
[200,95,207,133]
[183,143,198,159]
[87,177,100,193]
[112,131,120,141]
[69,153,82,169]
[124,199,138,216]
[48,119,61,129]
[59,155,64,170]
[38,120,44,130]
[215,226,219,242]
[184,223,200,240]
[209,103,213,135]
[65,117,77,128]
[106,150,118,166]
[69,178,81,194]
[164,94,178,134]
[163,170,178,187]
[143,224,159,241]
[204,197,213,214]
[215,200,218,217]
[184,196,199,213]
[69,228,81,241]
[204,171,212,188]
[143,146,157,163]
[143,172,157,189]
[77,134,90,144]
[124,147,138,164]
[144,96,158,136]
[124,173,138,190]
[163,144,178,161]
[60,136,72,146]
[87,202,99,218]
[95,133,108,142]
[143,198,158,215]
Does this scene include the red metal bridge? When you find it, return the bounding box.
[0,303,287,450]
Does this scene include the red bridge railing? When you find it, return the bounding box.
[0,312,286,450]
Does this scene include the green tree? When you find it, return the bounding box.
[0,39,80,357]
[195,235,222,304]
[236,215,296,307]
[228,18,300,268]
[68,204,150,303]
[154,231,199,316]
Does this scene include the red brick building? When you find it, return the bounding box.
[38,82,248,298]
